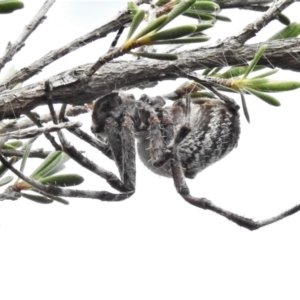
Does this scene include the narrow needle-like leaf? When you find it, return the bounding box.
[157,0,196,30]
[131,51,178,60]
[240,90,250,123]
[126,9,145,41]
[128,15,168,44]
[242,45,267,79]
[0,176,13,187]
[246,87,281,106]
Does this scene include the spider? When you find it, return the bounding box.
[90,91,300,230]
[1,84,300,230]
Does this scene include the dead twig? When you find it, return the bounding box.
[0,0,56,73]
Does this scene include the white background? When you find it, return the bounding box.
[1,1,300,299]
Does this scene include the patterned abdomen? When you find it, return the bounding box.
[137,98,240,179]
[178,99,240,179]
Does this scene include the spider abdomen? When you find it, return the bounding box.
[178,100,240,178]
[137,99,240,179]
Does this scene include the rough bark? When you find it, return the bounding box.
[1,38,300,119]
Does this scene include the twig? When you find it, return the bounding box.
[0,0,56,73]
[0,149,51,159]
[0,121,82,139]
[0,105,89,134]
[225,0,294,45]
[219,0,274,9]
[26,111,62,151]
[0,0,150,91]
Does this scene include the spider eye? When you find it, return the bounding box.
[147,99,152,105]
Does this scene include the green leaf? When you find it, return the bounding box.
[183,11,215,20]
[127,1,139,16]
[0,0,23,14]
[277,13,290,26]
[240,91,250,123]
[220,66,264,79]
[202,68,211,75]
[139,25,197,44]
[158,0,197,30]
[191,91,216,98]
[52,196,69,205]
[250,69,279,79]
[215,15,231,22]
[155,0,172,6]
[131,51,178,60]
[268,22,300,40]
[0,176,13,187]
[192,1,220,13]
[150,36,209,44]
[126,9,145,41]
[242,45,267,79]
[30,151,69,180]
[129,15,168,43]
[246,79,300,92]
[208,67,223,76]
[39,174,84,187]
[2,140,22,150]
[32,190,69,205]
[19,142,33,174]
[194,22,213,32]
[21,192,54,204]
[245,87,281,106]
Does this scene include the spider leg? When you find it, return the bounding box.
[105,115,135,192]
[0,153,132,201]
[170,146,300,230]
[153,95,191,168]
[59,104,113,160]
[42,82,134,200]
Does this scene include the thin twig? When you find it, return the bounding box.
[0,149,51,159]
[0,105,89,134]
[26,111,62,151]
[0,0,151,91]
[219,0,274,9]
[0,0,56,73]
[225,0,294,45]
[0,121,82,139]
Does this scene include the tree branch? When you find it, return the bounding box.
[1,38,300,119]
[0,0,56,73]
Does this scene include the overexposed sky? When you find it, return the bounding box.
[1,1,300,299]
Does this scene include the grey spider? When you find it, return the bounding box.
[91,91,300,230]
[1,85,299,230]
